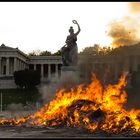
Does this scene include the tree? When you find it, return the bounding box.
[39,50,52,56]
[79,44,112,56]
[28,49,62,56]
[79,44,99,56]
[28,50,41,56]
[14,69,41,89]
[52,50,61,56]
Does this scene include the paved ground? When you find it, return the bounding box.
[0,126,93,138]
[0,111,140,138]
[0,126,139,138]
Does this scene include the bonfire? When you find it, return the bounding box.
[0,72,140,135]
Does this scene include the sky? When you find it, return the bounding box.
[0,2,139,54]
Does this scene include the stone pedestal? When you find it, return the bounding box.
[61,66,80,83]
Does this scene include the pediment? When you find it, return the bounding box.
[0,44,16,51]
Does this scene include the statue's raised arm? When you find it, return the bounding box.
[61,20,80,66]
[72,20,81,36]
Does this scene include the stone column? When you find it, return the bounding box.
[26,63,29,69]
[21,61,23,70]
[41,64,44,79]
[6,57,9,76]
[92,63,95,72]
[24,63,26,69]
[18,59,20,70]
[0,57,1,76]
[16,59,19,71]
[20,60,22,70]
[123,57,129,72]
[48,64,51,79]
[14,57,17,72]
[107,63,111,73]
[114,63,119,81]
[22,62,24,70]
[19,59,21,70]
[23,62,25,70]
[34,64,36,70]
[55,64,58,78]
[100,63,103,70]
[9,60,12,75]
[20,61,22,70]
[133,56,138,71]
[85,63,88,82]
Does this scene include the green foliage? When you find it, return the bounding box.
[0,88,41,110]
[52,50,61,56]
[39,50,52,56]
[28,49,61,56]
[28,50,41,56]
[80,44,112,56]
[14,69,41,89]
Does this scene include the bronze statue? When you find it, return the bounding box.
[61,20,81,66]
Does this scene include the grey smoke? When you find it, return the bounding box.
[6,103,24,111]
[39,53,115,105]
[39,71,81,104]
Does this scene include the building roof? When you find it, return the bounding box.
[0,43,17,50]
[0,43,29,59]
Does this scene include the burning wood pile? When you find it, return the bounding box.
[0,72,140,136]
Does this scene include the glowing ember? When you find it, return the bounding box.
[1,72,140,134]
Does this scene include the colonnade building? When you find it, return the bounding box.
[1,43,140,89]
[78,43,140,83]
[0,44,62,88]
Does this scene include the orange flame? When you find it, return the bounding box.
[1,71,140,133]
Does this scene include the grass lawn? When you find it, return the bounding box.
[0,88,41,110]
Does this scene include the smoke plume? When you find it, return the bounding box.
[39,72,81,104]
[39,55,105,104]
[107,16,140,47]
[107,2,140,48]
[128,2,140,13]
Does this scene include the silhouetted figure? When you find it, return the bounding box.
[61,20,81,66]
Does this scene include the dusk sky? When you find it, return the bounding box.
[0,2,139,54]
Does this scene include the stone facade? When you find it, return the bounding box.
[28,56,62,82]
[78,43,140,83]
[1,43,140,88]
[0,44,62,89]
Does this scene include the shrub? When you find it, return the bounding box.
[14,69,41,89]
